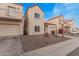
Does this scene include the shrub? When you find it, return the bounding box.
[58,29,63,34]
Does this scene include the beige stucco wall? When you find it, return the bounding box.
[0,3,23,36]
[64,20,75,28]
[47,16,64,33]
[68,21,75,28]
[0,3,23,20]
[47,24,57,34]
[77,29,79,33]
[25,6,44,35]
[64,20,76,33]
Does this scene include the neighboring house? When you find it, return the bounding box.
[44,22,57,34]
[47,15,64,34]
[0,3,23,36]
[24,6,44,35]
[64,20,76,33]
[77,28,79,33]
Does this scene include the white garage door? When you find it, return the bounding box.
[0,24,20,36]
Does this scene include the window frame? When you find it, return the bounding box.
[35,13,40,18]
[34,26,40,32]
[7,6,16,17]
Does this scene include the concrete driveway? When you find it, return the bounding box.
[20,35,79,56]
[67,47,79,56]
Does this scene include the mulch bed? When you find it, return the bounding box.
[20,35,70,52]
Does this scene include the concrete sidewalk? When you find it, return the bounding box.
[20,37,79,56]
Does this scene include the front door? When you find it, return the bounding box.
[51,30,55,35]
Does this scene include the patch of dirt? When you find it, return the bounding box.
[20,35,70,52]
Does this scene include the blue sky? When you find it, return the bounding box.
[22,3,79,27]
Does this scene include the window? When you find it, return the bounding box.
[8,6,16,16]
[35,26,40,32]
[35,13,40,18]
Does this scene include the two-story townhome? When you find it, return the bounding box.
[24,6,44,35]
[0,3,23,36]
[64,20,76,33]
[47,15,64,34]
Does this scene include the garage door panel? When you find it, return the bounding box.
[0,24,20,36]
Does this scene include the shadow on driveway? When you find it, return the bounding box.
[67,47,79,56]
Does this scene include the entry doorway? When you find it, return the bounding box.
[51,30,55,35]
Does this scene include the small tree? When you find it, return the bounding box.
[58,29,63,34]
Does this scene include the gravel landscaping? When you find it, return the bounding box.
[20,35,70,53]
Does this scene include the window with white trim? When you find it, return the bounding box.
[8,6,16,16]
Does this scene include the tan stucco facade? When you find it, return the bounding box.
[45,23,57,34]
[64,20,76,33]
[24,6,44,35]
[47,16,64,33]
[64,20,75,28]
[0,3,23,36]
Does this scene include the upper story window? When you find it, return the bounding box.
[35,13,40,18]
[8,6,16,17]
